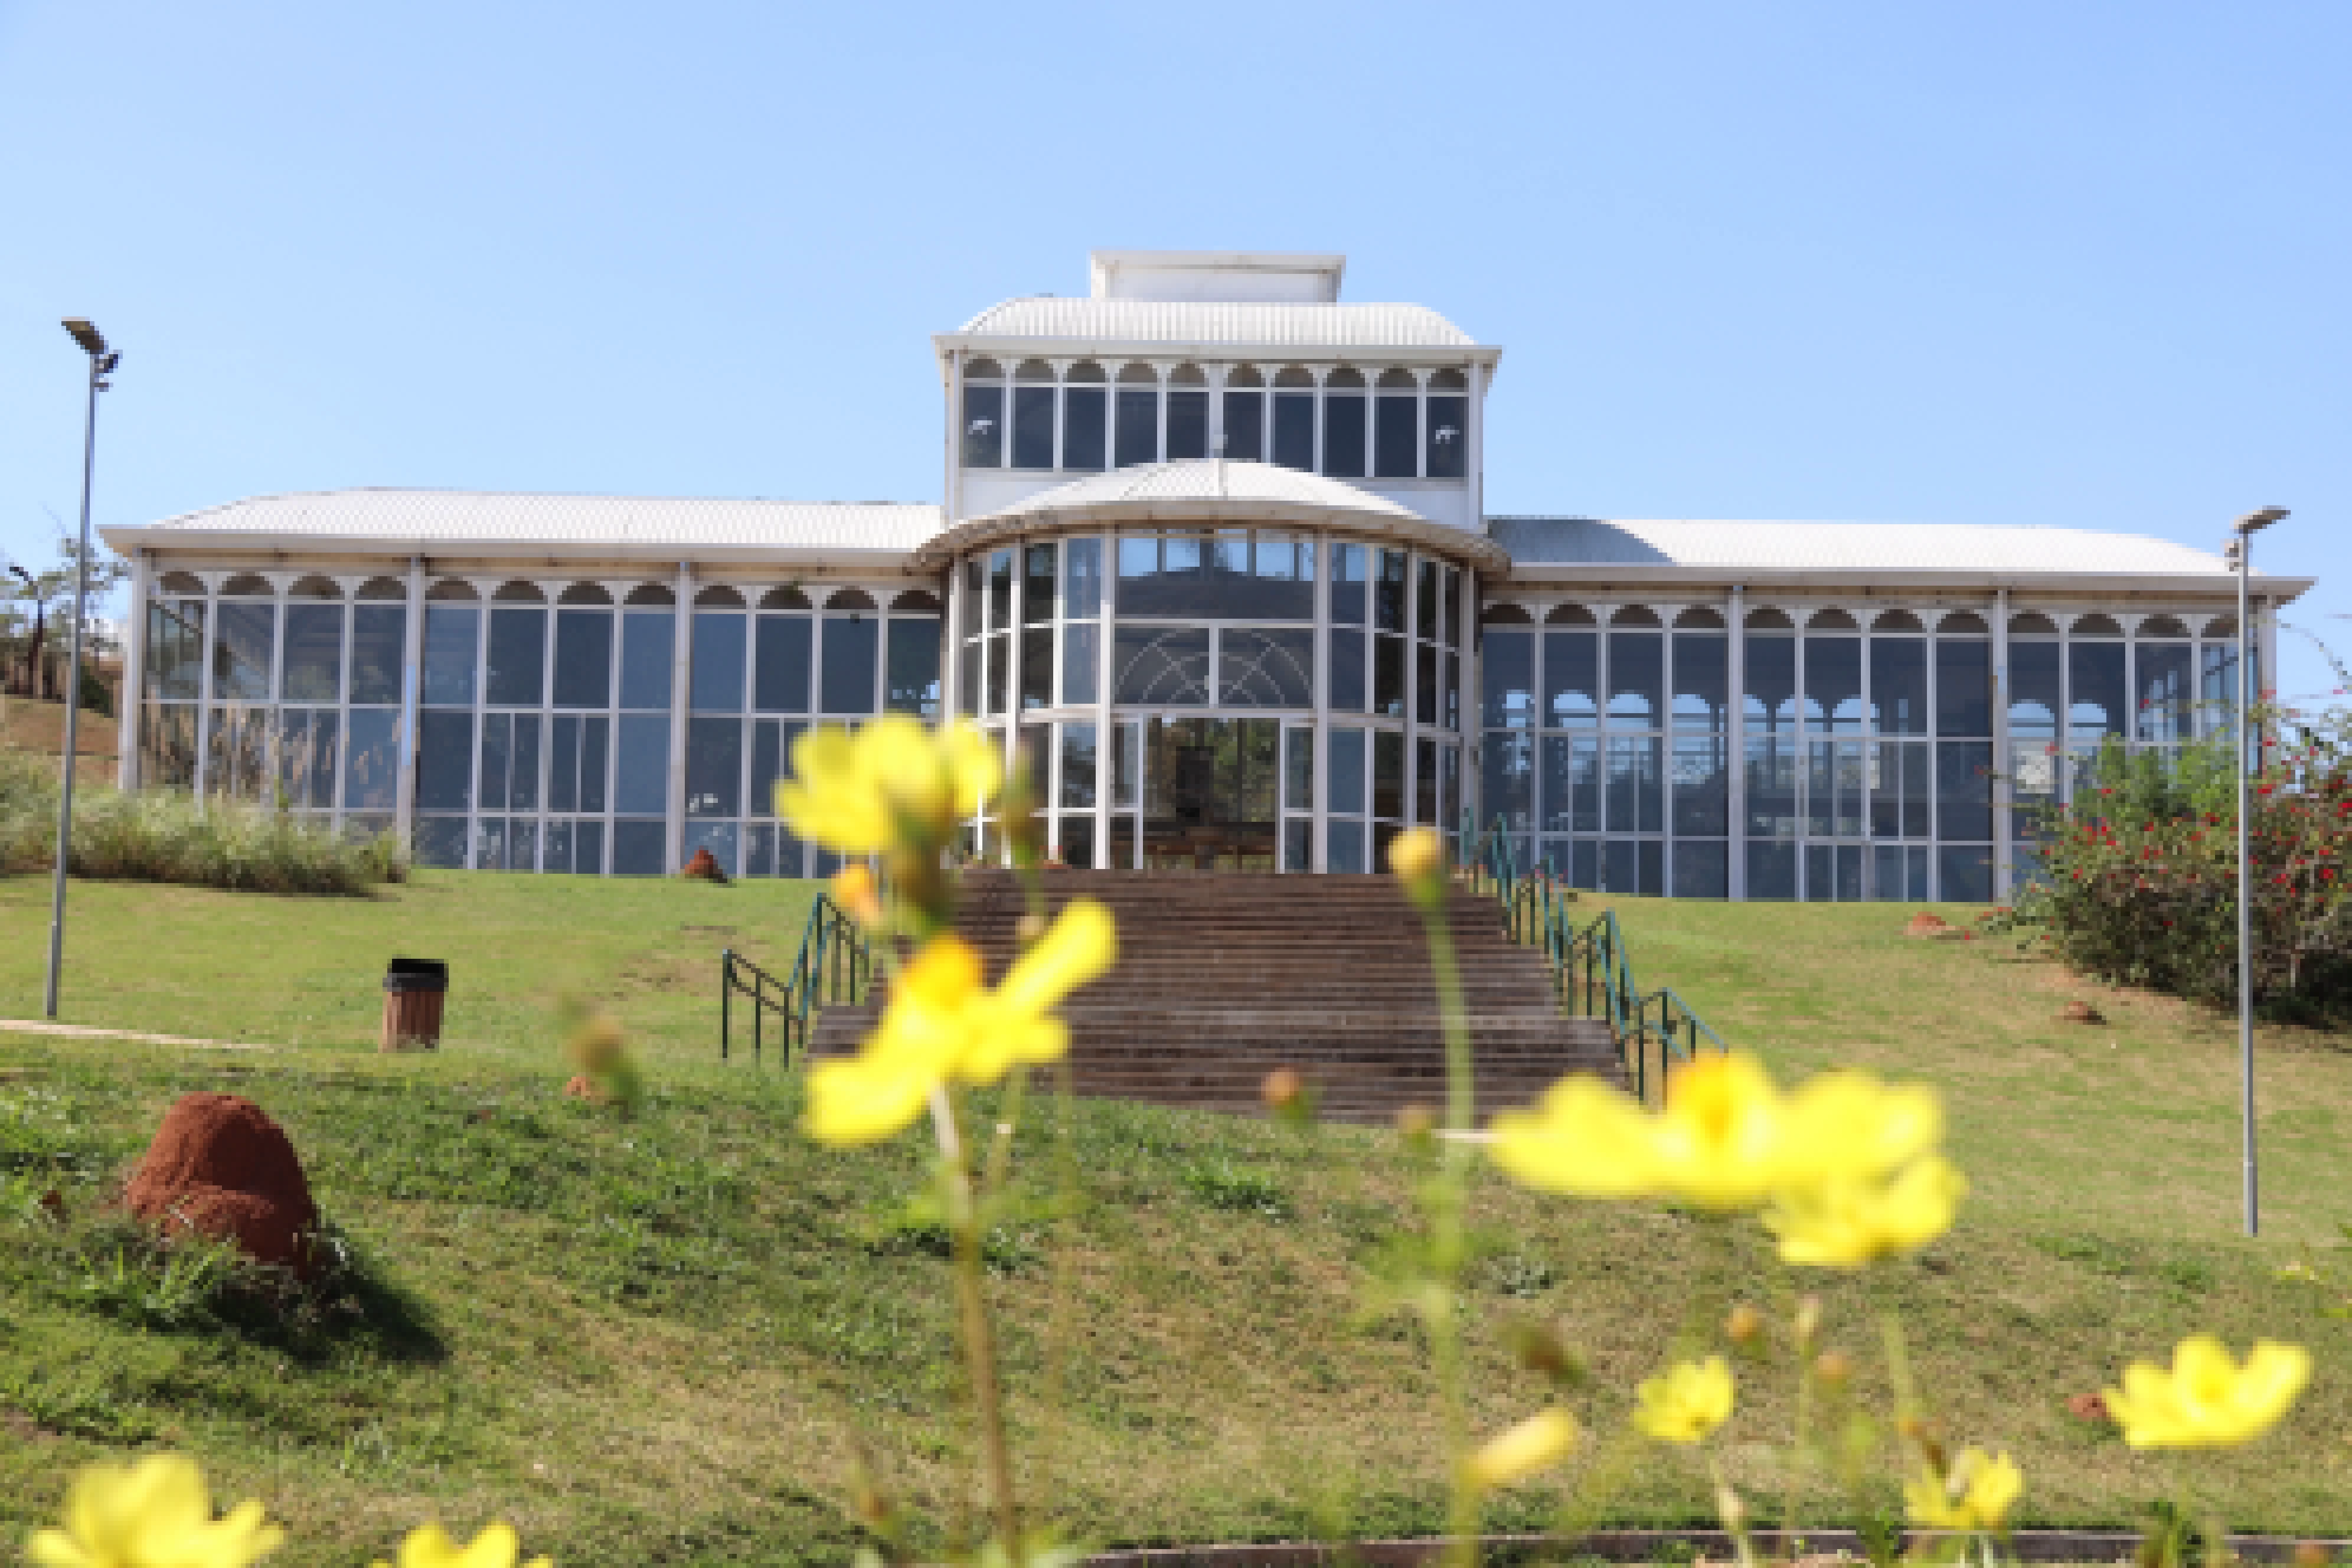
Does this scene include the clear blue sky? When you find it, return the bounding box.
[2,2,2343,701]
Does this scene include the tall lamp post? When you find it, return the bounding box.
[2228,504,2288,1238]
[46,319,120,1020]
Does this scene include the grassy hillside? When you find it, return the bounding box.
[2,873,2350,1565]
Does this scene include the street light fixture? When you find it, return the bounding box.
[2228,505,2287,1238]
[45,318,120,1020]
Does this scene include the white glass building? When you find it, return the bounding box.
[99,250,2312,901]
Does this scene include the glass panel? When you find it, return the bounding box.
[1332,544,1368,627]
[1805,739,1867,837]
[479,713,514,809]
[1328,727,1367,817]
[619,610,673,709]
[1672,633,1727,731]
[553,609,613,708]
[280,604,344,702]
[1011,386,1054,469]
[348,605,404,705]
[1272,392,1314,469]
[1415,737,1437,824]
[2069,642,2128,738]
[1373,731,1405,819]
[612,819,667,876]
[1115,387,1158,467]
[687,716,741,816]
[146,598,205,698]
[414,817,468,869]
[1285,725,1313,811]
[1869,637,1928,734]
[1747,839,1797,900]
[1219,628,1315,707]
[1221,391,1263,462]
[1936,741,1994,841]
[1870,740,1932,839]
[1936,639,1992,737]
[1167,390,1208,460]
[1608,633,1662,724]
[1065,537,1103,619]
[1060,721,1097,808]
[1606,735,1662,833]
[1060,622,1099,705]
[1284,818,1312,874]
[574,819,605,875]
[1939,845,1993,904]
[1063,387,1106,470]
[1141,717,1280,871]
[511,714,541,811]
[550,714,580,812]
[756,615,812,713]
[1327,818,1366,874]
[1426,395,1467,478]
[984,634,1008,715]
[962,382,1003,468]
[1673,840,1729,899]
[1112,720,1141,808]
[1806,636,1863,733]
[1024,543,1057,624]
[1330,629,1367,713]
[1374,635,1406,718]
[1673,734,1728,835]
[2137,642,2194,743]
[344,708,398,810]
[1252,536,1315,620]
[1322,394,1366,478]
[748,718,795,821]
[821,615,880,714]
[1021,626,1054,710]
[1745,733,1798,839]
[1113,626,1212,704]
[416,710,475,811]
[1416,641,1438,726]
[690,612,747,711]
[1544,631,1598,726]
[1416,561,1440,641]
[1375,550,1408,632]
[1744,635,1796,731]
[211,601,275,701]
[1375,395,1417,478]
[486,606,546,707]
[988,549,1014,631]
[615,713,670,815]
[275,709,338,809]
[681,822,737,877]
[887,618,942,717]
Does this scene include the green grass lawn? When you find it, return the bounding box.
[2,873,2351,1565]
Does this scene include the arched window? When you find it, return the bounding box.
[1012,361,1056,469]
[1746,607,1794,631]
[826,588,877,611]
[623,584,675,606]
[1167,364,1208,460]
[891,589,943,613]
[963,356,1006,469]
[158,571,205,594]
[2072,613,2122,637]
[1938,611,1988,634]
[1115,363,1159,468]
[694,585,746,608]
[1546,605,1597,626]
[354,577,406,601]
[1675,607,1725,629]
[1481,603,1534,625]
[1610,606,1662,628]
[966,357,1004,380]
[558,583,613,605]
[759,586,811,610]
[1807,609,1858,630]
[1872,610,1924,632]
[1063,362,1107,471]
[1374,367,1417,478]
[426,580,479,601]
[1272,368,1315,471]
[1223,367,1265,461]
[492,581,546,603]
[2139,614,2190,638]
[2007,612,2056,635]
[1323,368,1367,478]
[1426,368,1467,479]
[220,573,272,597]
[286,575,341,599]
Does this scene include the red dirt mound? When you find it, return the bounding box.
[123,1092,319,1273]
[1905,911,1956,938]
[680,847,729,883]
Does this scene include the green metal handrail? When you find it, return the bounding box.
[1455,809,1726,1100]
[719,890,871,1065]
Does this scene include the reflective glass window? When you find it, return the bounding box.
[614,713,669,814]
[1485,629,1534,729]
[988,550,1014,631]
[1322,393,1366,478]
[145,599,205,699]
[1219,629,1315,707]
[962,383,1003,468]
[1373,635,1406,717]
[1936,742,1994,841]
[1222,391,1263,462]
[691,612,747,711]
[1061,622,1099,705]
[821,614,880,714]
[1375,551,1408,632]
[1426,395,1468,478]
[422,604,479,706]
[1272,391,1314,470]
[1113,626,1211,705]
[612,819,666,877]
[1061,721,1097,808]
[1285,726,1314,811]
[486,606,546,707]
[1329,629,1367,711]
[1024,543,1057,624]
[1806,636,1863,733]
[619,610,673,709]
[349,606,404,705]
[1673,635,1727,729]
[1936,639,1992,736]
[887,619,941,717]
[2137,642,2195,743]
[554,609,613,708]
[1065,537,1102,619]
[1115,387,1158,467]
[754,615,812,712]
[1870,638,1928,734]
[1673,733,1728,834]
[276,709,337,809]
[1021,627,1053,710]
[417,710,475,810]
[1375,394,1417,478]
[1328,727,1367,816]
[686,716,741,816]
[1606,736,1663,832]
[1373,731,1406,820]
[1063,387,1106,470]
[1607,633,1663,724]
[1167,390,1208,460]
[212,600,275,700]
[1545,632,1599,725]
[2069,641,2128,737]
[344,708,400,811]
[1332,544,1368,626]
[280,604,344,703]
[1012,386,1055,469]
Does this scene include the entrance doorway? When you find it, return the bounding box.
[1139,717,1278,871]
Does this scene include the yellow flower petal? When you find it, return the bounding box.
[1465,1408,1580,1489]
[990,899,1119,1023]
[1763,1155,1967,1268]
[2103,1335,2311,1448]
[776,717,1002,856]
[1633,1356,1735,1444]
[30,1453,284,1568]
[373,1521,547,1568]
[1487,1076,1664,1198]
[1778,1072,1944,1187]
[1645,1052,1789,1208]
[1906,1448,2022,1533]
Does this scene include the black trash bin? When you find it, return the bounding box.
[381,958,449,1052]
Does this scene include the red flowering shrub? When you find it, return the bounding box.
[2014,720,2352,1018]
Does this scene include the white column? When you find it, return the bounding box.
[1992,589,2012,900]
[942,558,966,721]
[1095,534,1114,868]
[1312,534,1333,871]
[945,349,965,525]
[117,549,149,790]
[1004,541,1024,867]
[1467,361,1488,528]
[1456,563,1477,850]
[1726,585,1746,901]
[667,561,693,871]
[396,556,423,845]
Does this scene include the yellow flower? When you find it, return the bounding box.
[1762,1155,1967,1267]
[1905,1448,2022,1533]
[1465,1409,1580,1490]
[1488,1051,1943,1213]
[2103,1336,2311,1448]
[830,864,884,926]
[371,1521,551,1568]
[1633,1356,1734,1444]
[805,900,1117,1146]
[29,1453,283,1568]
[776,716,1000,855]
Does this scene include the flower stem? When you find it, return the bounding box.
[1415,896,1482,1568]
[930,1086,1021,1551]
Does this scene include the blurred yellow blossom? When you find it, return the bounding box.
[831,864,884,925]
[1905,1448,2021,1533]
[1633,1356,1734,1443]
[777,717,1000,855]
[805,900,1116,1146]
[1763,1155,1967,1266]
[1487,1076,1665,1199]
[371,1521,551,1568]
[1465,1409,1580,1490]
[1775,1070,1943,1190]
[2103,1336,2311,1448]
[29,1453,283,1568]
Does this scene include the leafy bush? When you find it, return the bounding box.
[0,744,403,895]
[2015,715,2352,1017]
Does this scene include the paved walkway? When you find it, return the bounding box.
[0,1018,269,1050]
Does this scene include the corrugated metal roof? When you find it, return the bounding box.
[955,297,1478,349]
[984,460,1424,521]
[122,489,947,551]
[1488,516,2242,578]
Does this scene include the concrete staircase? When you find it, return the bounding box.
[806,870,1622,1124]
